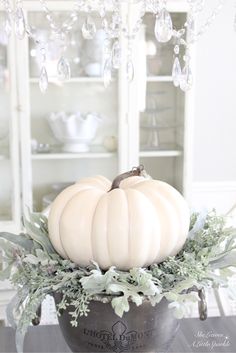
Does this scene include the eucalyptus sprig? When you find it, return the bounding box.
[0,210,236,336]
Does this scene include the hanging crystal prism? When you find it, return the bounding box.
[155,8,173,43]
[103,58,112,88]
[4,14,12,38]
[174,44,180,55]
[82,16,96,40]
[126,60,134,82]
[15,4,26,40]
[57,56,71,81]
[172,57,182,87]
[112,40,121,69]
[99,6,106,18]
[187,16,195,33]
[39,66,48,93]
[180,63,193,92]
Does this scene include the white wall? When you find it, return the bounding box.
[191,0,236,212]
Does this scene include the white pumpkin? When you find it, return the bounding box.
[48,167,190,270]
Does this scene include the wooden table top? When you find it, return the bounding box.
[0,317,235,353]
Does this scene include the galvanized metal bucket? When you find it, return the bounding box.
[54,296,179,353]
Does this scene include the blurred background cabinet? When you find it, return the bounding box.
[0,1,194,231]
[0,10,21,233]
[15,1,194,219]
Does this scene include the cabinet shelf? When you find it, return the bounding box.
[30,76,173,84]
[147,76,173,83]
[139,149,182,158]
[29,77,105,84]
[31,152,116,160]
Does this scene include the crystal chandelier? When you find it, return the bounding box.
[1,0,226,93]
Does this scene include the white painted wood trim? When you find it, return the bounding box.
[192,181,236,193]
[118,4,130,173]
[182,13,197,203]
[0,8,21,232]
[191,181,236,213]
[31,152,115,160]
[16,11,33,213]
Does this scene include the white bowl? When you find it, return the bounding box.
[48,112,102,153]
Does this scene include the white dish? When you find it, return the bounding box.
[48,111,102,153]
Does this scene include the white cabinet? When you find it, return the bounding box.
[0,10,21,233]
[0,1,194,230]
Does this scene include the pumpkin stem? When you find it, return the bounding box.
[109,165,144,191]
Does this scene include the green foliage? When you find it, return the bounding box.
[0,210,236,334]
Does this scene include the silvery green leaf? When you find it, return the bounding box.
[80,267,118,294]
[227,284,236,300]
[171,279,199,294]
[28,212,48,227]
[35,248,50,261]
[6,288,28,330]
[210,252,236,269]
[164,292,179,301]
[111,296,129,317]
[0,232,34,252]
[130,293,143,306]
[23,217,55,254]
[0,239,15,258]
[108,283,124,294]
[189,212,199,231]
[0,262,14,280]
[219,268,235,278]
[149,293,163,306]
[15,328,25,353]
[188,212,207,238]
[224,234,236,251]
[181,292,199,303]
[23,254,40,265]
[168,302,185,319]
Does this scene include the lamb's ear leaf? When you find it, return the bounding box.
[0,262,14,280]
[111,296,129,318]
[0,232,34,252]
[22,215,55,255]
[27,212,48,234]
[210,251,236,269]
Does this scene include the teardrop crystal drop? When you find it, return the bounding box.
[180,63,193,92]
[57,56,71,81]
[174,45,180,55]
[15,6,26,40]
[112,40,121,69]
[99,6,106,18]
[172,57,182,87]
[82,16,96,40]
[154,8,173,43]
[39,66,48,93]
[187,16,195,33]
[103,58,112,88]
[4,14,12,38]
[126,60,134,82]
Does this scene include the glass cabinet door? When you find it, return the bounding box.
[139,11,187,194]
[0,11,20,230]
[23,9,120,212]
